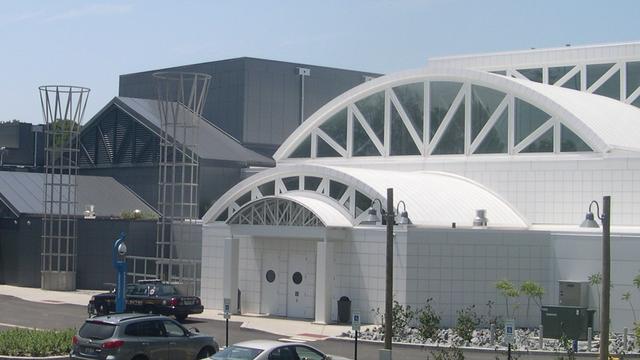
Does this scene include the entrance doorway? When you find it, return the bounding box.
[259,239,316,318]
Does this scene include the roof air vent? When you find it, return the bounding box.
[473,209,488,227]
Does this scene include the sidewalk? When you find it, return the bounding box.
[0,285,351,339]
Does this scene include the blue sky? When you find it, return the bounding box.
[2,0,639,124]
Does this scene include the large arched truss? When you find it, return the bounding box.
[274,68,640,161]
[203,165,383,225]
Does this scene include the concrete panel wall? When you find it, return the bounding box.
[551,231,640,331]
[416,157,640,226]
[201,224,228,310]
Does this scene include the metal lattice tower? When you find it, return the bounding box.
[154,72,211,295]
[39,85,90,291]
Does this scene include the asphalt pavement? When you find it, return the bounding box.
[0,293,604,360]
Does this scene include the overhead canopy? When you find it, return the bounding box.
[202,164,527,228]
[0,171,158,217]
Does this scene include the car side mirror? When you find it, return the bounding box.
[325,356,333,360]
[189,327,200,334]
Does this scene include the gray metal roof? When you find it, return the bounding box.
[0,171,158,217]
[86,97,273,166]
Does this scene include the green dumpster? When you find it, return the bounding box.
[541,305,595,340]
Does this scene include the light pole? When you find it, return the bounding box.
[365,189,410,360]
[580,196,611,360]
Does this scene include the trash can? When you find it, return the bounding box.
[337,296,351,323]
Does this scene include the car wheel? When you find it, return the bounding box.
[196,346,215,359]
[176,314,188,322]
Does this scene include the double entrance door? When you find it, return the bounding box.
[260,239,316,319]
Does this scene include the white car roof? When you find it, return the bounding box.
[231,340,306,351]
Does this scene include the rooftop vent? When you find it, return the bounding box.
[84,204,96,220]
[473,209,488,227]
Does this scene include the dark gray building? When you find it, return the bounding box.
[0,121,44,171]
[78,96,273,216]
[0,172,159,289]
[119,57,380,156]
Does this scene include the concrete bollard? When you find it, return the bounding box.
[539,325,544,349]
[588,327,593,352]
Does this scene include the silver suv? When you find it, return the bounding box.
[70,313,218,360]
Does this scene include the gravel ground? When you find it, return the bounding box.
[341,327,638,354]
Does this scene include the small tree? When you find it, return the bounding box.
[496,279,520,319]
[454,305,480,344]
[520,280,544,322]
[622,292,636,322]
[416,298,441,341]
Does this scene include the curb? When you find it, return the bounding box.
[0,356,67,360]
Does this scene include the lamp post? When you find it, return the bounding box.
[580,196,610,360]
[365,189,410,360]
[112,232,128,313]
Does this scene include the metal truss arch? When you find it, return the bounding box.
[228,197,324,227]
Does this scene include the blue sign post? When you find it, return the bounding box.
[112,232,127,313]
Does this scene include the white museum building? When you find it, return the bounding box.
[200,42,640,329]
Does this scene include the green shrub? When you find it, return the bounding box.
[371,299,415,339]
[417,298,441,341]
[455,305,480,344]
[0,328,75,357]
[427,344,464,360]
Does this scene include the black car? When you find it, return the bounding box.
[88,280,204,322]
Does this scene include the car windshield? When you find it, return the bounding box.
[212,345,263,359]
[78,321,116,340]
[153,285,180,296]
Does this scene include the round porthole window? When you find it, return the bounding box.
[292,272,303,285]
[266,270,276,283]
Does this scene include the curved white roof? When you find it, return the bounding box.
[279,192,352,228]
[202,164,528,228]
[274,67,640,161]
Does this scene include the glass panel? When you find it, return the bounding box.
[355,191,371,217]
[390,103,420,156]
[633,96,640,108]
[352,117,381,156]
[593,70,620,100]
[430,81,463,139]
[517,68,543,83]
[319,108,347,148]
[355,92,384,142]
[432,102,465,155]
[215,209,228,222]
[549,66,574,85]
[515,98,551,144]
[258,181,275,196]
[475,109,508,154]
[289,136,311,158]
[561,124,592,152]
[627,61,640,98]
[282,176,299,191]
[329,180,348,200]
[393,83,424,137]
[236,192,251,206]
[490,70,506,76]
[587,63,614,88]
[304,176,322,191]
[471,85,505,142]
[316,136,341,157]
[520,127,554,153]
[560,72,581,90]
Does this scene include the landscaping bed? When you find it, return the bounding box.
[0,328,74,358]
